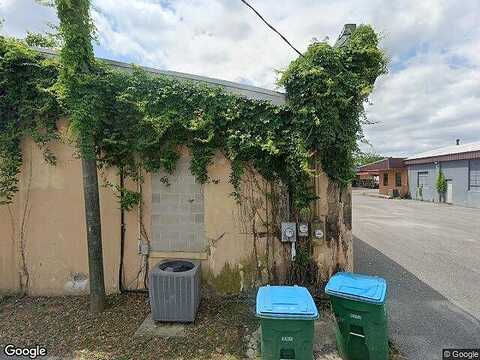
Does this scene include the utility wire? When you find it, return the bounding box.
[239,0,304,57]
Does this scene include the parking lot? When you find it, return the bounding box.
[353,192,480,360]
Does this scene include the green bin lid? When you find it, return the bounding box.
[325,272,387,304]
[256,285,319,319]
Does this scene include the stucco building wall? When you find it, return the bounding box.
[0,127,352,295]
[0,196,18,293]
[311,162,353,283]
[0,133,121,295]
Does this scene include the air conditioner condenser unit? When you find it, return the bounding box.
[149,259,201,322]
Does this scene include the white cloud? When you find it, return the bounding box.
[1,0,479,156]
[363,58,480,155]
[0,0,57,37]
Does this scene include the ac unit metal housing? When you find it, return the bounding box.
[149,259,201,322]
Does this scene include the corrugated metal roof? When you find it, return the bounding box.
[406,142,480,160]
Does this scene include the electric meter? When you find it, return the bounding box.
[298,223,309,237]
[311,220,326,245]
[281,222,297,242]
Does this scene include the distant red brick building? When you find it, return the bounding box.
[357,158,409,197]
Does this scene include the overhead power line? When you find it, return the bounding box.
[239,0,304,57]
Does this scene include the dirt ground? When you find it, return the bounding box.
[0,293,257,360]
[0,293,404,360]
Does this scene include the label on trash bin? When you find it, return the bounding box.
[281,336,294,342]
[350,313,362,320]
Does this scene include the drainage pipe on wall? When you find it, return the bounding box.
[118,169,148,294]
[119,169,126,293]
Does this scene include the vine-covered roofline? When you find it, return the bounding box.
[33,46,286,106]
[0,23,387,211]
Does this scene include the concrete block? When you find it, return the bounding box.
[182,232,195,245]
[194,213,204,224]
[134,314,187,338]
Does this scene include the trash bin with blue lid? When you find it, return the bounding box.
[325,272,388,360]
[256,285,319,360]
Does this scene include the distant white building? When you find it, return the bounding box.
[405,141,480,208]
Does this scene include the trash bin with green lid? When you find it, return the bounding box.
[256,285,319,360]
[325,272,388,360]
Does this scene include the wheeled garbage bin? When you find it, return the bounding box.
[325,272,388,360]
[256,285,319,360]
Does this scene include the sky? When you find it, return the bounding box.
[1,0,479,157]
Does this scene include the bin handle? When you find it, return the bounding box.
[349,331,365,338]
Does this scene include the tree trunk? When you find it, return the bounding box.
[55,0,106,312]
[81,156,105,312]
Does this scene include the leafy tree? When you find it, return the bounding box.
[436,169,447,201]
[354,151,384,167]
[25,31,61,49]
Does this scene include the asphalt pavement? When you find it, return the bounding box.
[353,192,480,360]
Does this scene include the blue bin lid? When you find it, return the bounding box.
[256,285,319,319]
[325,272,387,304]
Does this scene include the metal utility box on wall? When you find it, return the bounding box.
[298,223,309,237]
[281,222,297,242]
[149,260,201,322]
[311,219,326,245]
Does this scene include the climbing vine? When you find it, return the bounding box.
[0,37,62,204]
[278,25,388,185]
[0,24,387,211]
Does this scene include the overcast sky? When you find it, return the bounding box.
[1,0,479,156]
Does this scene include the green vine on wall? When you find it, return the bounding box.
[278,25,388,185]
[0,24,387,210]
[0,37,62,204]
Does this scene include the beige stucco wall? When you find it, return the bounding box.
[0,128,352,296]
[0,194,18,293]
[0,131,284,295]
[0,129,121,295]
[310,162,353,285]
